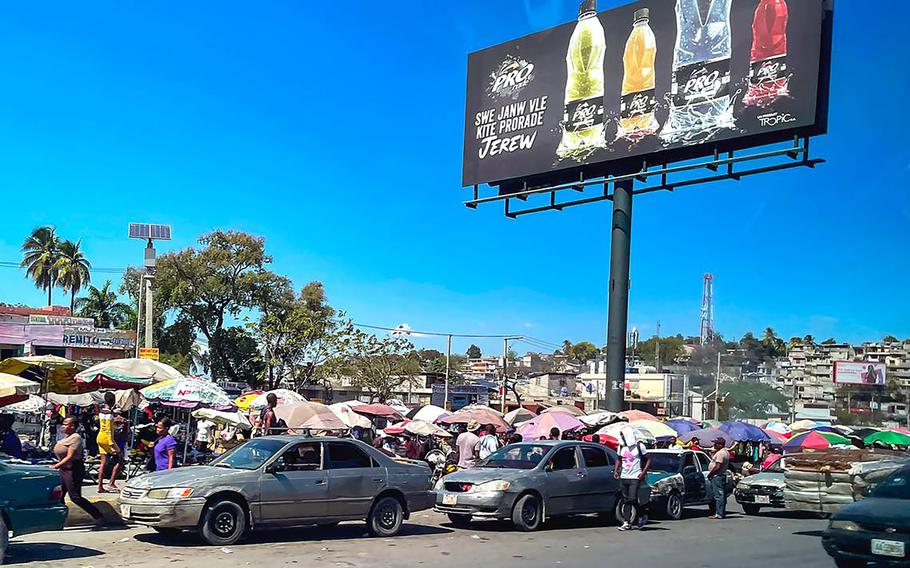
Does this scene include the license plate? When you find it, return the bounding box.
[755,495,770,504]
[442,494,457,506]
[871,539,905,558]
[120,504,131,519]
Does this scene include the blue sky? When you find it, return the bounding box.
[0,1,907,356]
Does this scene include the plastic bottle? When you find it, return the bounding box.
[617,8,659,140]
[557,0,607,160]
[744,0,789,107]
[661,0,734,142]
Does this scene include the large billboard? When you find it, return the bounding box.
[462,0,831,188]
[833,361,887,386]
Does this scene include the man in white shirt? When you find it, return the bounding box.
[455,421,482,469]
[613,426,651,531]
[475,424,501,460]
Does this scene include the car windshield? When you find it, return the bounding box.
[647,453,682,473]
[479,444,550,469]
[873,468,910,500]
[210,439,287,470]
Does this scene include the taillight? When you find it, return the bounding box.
[51,485,64,502]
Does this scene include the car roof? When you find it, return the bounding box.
[254,435,358,444]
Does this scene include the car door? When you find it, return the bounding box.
[680,452,704,504]
[580,445,618,512]
[259,442,329,524]
[693,452,712,503]
[324,441,384,519]
[543,445,588,515]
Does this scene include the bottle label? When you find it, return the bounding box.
[620,89,657,121]
[563,96,604,132]
[750,54,788,86]
[671,58,731,107]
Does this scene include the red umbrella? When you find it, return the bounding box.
[352,403,404,421]
[618,410,658,422]
[582,433,619,450]
[437,409,510,433]
[761,429,789,445]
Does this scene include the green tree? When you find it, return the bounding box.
[203,326,264,384]
[788,337,803,348]
[722,381,789,419]
[20,226,60,306]
[344,331,419,403]
[822,337,837,345]
[55,240,91,313]
[75,281,131,329]
[568,341,598,362]
[427,354,466,377]
[883,335,899,343]
[637,334,685,367]
[466,344,482,359]
[761,327,786,358]
[803,334,815,345]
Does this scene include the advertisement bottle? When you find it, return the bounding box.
[744,0,789,106]
[557,0,607,160]
[617,8,659,139]
[661,0,734,142]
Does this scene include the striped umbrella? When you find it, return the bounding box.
[140,377,236,411]
[235,390,264,411]
[666,419,702,436]
[865,431,910,446]
[783,430,851,451]
[247,389,305,410]
[76,358,182,389]
[0,373,41,407]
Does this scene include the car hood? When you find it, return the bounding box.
[646,471,677,484]
[443,468,533,485]
[738,472,785,489]
[834,498,910,525]
[127,466,243,489]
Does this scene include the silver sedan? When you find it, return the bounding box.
[433,441,622,531]
[119,436,433,545]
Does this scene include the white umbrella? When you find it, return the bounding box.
[503,407,536,426]
[329,402,373,429]
[411,405,450,423]
[597,422,655,443]
[191,408,253,430]
[3,395,46,414]
[249,389,306,410]
[75,358,183,388]
[579,411,624,428]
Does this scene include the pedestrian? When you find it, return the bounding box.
[0,414,23,459]
[113,410,130,455]
[96,392,122,493]
[508,433,523,445]
[475,424,501,460]
[195,418,214,452]
[708,437,731,519]
[404,433,423,460]
[548,427,561,441]
[258,393,280,436]
[154,418,178,471]
[591,434,601,445]
[52,417,105,529]
[613,427,650,531]
[455,421,481,469]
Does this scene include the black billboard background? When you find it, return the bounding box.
[462,0,828,188]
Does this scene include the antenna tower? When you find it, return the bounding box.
[700,274,714,345]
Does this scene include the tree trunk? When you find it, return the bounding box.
[70,289,75,314]
[47,283,52,307]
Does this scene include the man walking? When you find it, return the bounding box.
[475,424,501,460]
[708,437,731,519]
[455,420,481,469]
[614,427,650,531]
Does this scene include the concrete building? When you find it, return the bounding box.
[465,356,501,381]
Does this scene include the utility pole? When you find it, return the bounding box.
[143,240,156,349]
[502,337,508,414]
[444,334,452,411]
[605,178,633,413]
[714,351,721,420]
[134,274,144,357]
[655,321,661,373]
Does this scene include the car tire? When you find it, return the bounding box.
[742,504,761,515]
[511,494,542,532]
[368,496,403,537]
[153,527,184,538]
[446,514,472,528]
[833,558,866,568]
[199,499,247,546]
[665,492,683,520]
[0,515,8,566]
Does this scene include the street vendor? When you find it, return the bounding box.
[0,414,23,458]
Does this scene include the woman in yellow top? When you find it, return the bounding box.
[96,391,122,493]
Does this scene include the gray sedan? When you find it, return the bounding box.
[433,441,622,531]
[119,436,433,545]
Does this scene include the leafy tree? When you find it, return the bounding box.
[20,226,60,306]
[788,337,803,347]
[344,331,419,403]
[761,327,786,358]
[568,341,599,362]
[637,334,685,367]
[55,240,91,313]
[466,344,482,359]
[883,335,899,343]
[417,349,443,362]
[803,334,815,345]
[203,326,264,384]
[507,349,519,361]
[75,281,131,329]
[722,381,789,419]
[822,337,837,345]
[427,354,465,377]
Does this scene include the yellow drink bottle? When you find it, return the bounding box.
[618,8,659,138]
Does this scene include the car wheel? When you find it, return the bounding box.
[511,494,542,532]
[153,527,184,538]
[368,496,403,537]
[742,504,761,515]
[665,492,683,520]
[199,499,247,546]
[0,515,8,565]
[834,558,866,568]
[446,514,472,528]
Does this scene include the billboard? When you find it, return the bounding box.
[462,0,831,188]
[833,361,886,386]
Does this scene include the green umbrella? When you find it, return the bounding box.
[864,431,910,446]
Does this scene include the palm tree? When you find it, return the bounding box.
[75,281,131,329]
[20,226,60,306]
[55,240,92,313]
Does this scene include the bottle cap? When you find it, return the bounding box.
[634,8,649,21]
[579,0,597,17]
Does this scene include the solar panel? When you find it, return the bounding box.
[129,223,172,241]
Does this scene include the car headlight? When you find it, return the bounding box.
[473,480,511,492]
[829,520,860,532]
[146,487,194,500]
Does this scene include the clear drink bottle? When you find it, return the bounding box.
[661,0,734,142]
[617,8,659,140]
[557,0,607,160]
[743,0,789,107]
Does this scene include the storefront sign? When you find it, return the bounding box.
[139,347,160,360]
[29,314,95,326]
[63,328,135,350]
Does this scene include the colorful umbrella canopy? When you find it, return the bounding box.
[630,419,678,439]
[408,405,450,423]
[234,390,264,411]
[666,418,702,436]
[762,430,789,445]
[618,410,658,422]
[541,405,586,417]
[597,422,656,444]
[459,404,504,417]
[504,407,537,426]
[783,430,851,451]
[0,372,41,407]
[352,403,404,421]
[517,412,585,441]
[789,419,827,431]
[436,408,510,433]
[891,427,910,436]
[328,402,373,429]
[701,419,721,429]
[761,421,791,435]
[582,433,619,450]
[2,394,47,414]
[865,431,910,446]
[46,389,143,410]
[385,419,452,438]
[191,408,253,430]
[579,411,623,428]
[76,358,183,389]
[274,400,347,431]
[247,389,306,410]
[719,421,771,442]
[0,355,89,395]
[140,378,235,411]
[680,427,732,447]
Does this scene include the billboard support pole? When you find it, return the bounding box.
[605,178,633,412]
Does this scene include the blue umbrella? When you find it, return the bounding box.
[667,419,701,435]
[719,421,771,442]
[680,427,732,447]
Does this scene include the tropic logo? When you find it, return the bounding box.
[488,55,535,100]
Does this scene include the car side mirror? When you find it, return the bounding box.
[265,464,279,475]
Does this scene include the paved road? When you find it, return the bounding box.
[7,503,834,568]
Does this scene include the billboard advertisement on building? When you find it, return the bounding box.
[833,361,886,386]
[462,0,831,187]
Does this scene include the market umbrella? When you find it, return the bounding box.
[789,419,827,431]
[864,431,910,446]
[0,372,41,407]
[191,408,253,430]
[352,403,404,421]
[680,427,732,447]
[248,389,306,410]
[597,422,656,444]
[631,419,678,439]
[582,433,619,450]
[385,419,452,438]
[618,410,658,422]
[46,389,143,410]
[503,407,537,426]
[541,405,586,417]
[666,418,702,436]
[436,408,510,433]
[0,355,89,394]
[761,421,791,435]
[408,404,450,423]
[701,419,721,429]
[891,427,910,436]
[579,411,624,428]
[2,394,46,414]
[328,402,373,429]
[459,404,504,417]
[274,400,347,431]
[783,430,851,451]
[140,378,236,411]
[76,358,183,389]
[235,390,264,411]
[719,421,771,442]
[762,430,789,445]
[517,412,585,441]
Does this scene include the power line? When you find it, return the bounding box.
[352,322,522,339]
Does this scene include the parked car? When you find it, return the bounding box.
[0,459,68,564]
[645,448,714,519]
[433,441,623,531]
[823,464,910,568]
[734,456,786,515]
[119,436,433,545]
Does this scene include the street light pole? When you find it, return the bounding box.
[502,337,508,414]
[143,240,156,350]
[444,334,452,411]
[714,351,721,420]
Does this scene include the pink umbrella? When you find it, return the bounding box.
[437,409,510,433]
[517,412,584,441]
[618,410,658,422]
[352,403,404,421]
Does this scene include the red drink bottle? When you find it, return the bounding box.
[745,0,789,106]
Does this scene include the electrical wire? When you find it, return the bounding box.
[353,322,523,339]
